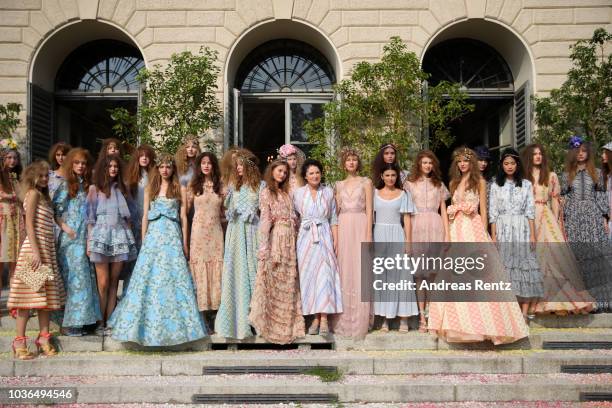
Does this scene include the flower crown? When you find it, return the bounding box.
[453,147,474,161]
[568,135,584,149]
[0,138,18,150]
[278,144,298,158]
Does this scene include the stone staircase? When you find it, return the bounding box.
[2,286,612,405]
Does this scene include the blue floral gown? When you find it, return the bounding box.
[53,180,102,328]
[108,196,207,346]
[214,182,263,339]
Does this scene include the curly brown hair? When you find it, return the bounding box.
[62,148,92,198]
[407,150,442,187]
[340,147,362,173]
[449,147,481,194]
[263,160,290,198]
[48,142,72,170]
[230,148,261,191]
[93,154,127,198]
[220,146,240,186]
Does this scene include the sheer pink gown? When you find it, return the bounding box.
[330,177,371,338]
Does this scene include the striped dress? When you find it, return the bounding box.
[8,192,65,311]
[293,185,343,315]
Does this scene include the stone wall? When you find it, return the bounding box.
[0,0,610,148]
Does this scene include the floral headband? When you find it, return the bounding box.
[568,135,584,149]
[156,153,175,166]
[236,153,258,168]
[453,147,474,161]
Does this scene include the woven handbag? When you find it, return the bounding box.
[15,253,54,292]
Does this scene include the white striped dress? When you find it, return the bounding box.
[8,192,65,311]
[293,185,343,315]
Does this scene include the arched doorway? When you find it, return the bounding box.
[28,21,145,159]
[422,20,534,177]
[233,39,335,165]
[54,40,144,154]
[423,38,515,174]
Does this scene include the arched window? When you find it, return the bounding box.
[423,38,513,91]
[55,40,144,94]
[236,39,335,93]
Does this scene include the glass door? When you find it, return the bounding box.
[285,99,328,157]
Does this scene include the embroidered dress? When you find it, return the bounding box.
[330,177,371,338]
[48,170,64,200]
[560,169,611,310]
[215,182,263,339]
[489,179,543,299]
[179,165,195,188]
[188,184,224,311]
[108,197,207,346]
[372,189,418,319]
[8,192,65,311]
[53,180,101,327]
[608,175,612,240]
[427,188,529,345]
[532,173,594,314]
[249,188,305,344]
[130,170,149,250]
[86,184,137,263]
[0,174,24,262]
[287,173,301,195]
[294,185,343,316]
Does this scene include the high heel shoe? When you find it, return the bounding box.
[35,332,57,357]
[380,320,389,333]
[12,336,34,360]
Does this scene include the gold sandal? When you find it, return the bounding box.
[35,332,57,357]
[12,336,35,360]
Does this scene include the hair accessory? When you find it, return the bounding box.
[603,141,612,151]
[568,135,584,149]
[0,138,18,150]
[156,153,175,166]
[340,146,360,161]
[474,145,491,161]
[278,144,298,159]
[453,147,474,161]
[380,143,397,152]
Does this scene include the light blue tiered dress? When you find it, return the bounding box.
[52,180,102,328]
[108,197,207,346]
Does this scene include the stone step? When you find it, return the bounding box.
[2,350,612,377]
[2,328,612,353]
[1,373,610,403]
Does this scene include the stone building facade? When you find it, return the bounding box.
[0,0,610,162]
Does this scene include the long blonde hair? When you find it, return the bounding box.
[147,154,182,202]
[175,136,201,176]
[20,160,50,205]
[449,147,481,194]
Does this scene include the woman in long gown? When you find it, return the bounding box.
[250,160,305,344]
[427,147,529,345]
[560,137,610,311]
[188,152,225,330]
[601,142,612,239]
[0,148,24,291]
[215,149,263,339]
[108,155,206,346]
[404,150,450,332]
[53,148,101,336]
[373,163,418,332]
[331,148,372,338]
[521,143,594,315]
[489,148,543,318]
[294,159,342,335]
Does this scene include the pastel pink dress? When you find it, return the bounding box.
[532,173,594,314]
[427,188,529,345]
[330,177,371,338]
